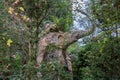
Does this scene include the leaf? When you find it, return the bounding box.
[23,15,27,20]
[19,7,25,11]
[15,12,18,15]
[7,39,13,47]
[22,15,30,21]
[103,38,108,43]
[2,37,5,40]
[100,45,104,53]
[8,7,14,14]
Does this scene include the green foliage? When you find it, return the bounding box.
[68,33,120,80]
[46,44,58,53]
[0,0,73,79]
[39,61,72,80]
[91,0,120,29]
[72,37,120,80]
[1,0,120,80]
[23,0,72,31]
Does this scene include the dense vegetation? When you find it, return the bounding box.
[0,0,120,80]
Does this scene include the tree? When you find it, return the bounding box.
[91,0,120,37]
[0,0,96,80]
[74,0,120,79]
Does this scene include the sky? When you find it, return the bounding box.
[72,0,89,30]
[72,0,94,45]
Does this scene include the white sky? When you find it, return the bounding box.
[72,0,92,46]
[72,0,88,30]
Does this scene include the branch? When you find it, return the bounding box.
[76,9,93,22]
[65,10,96,47]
